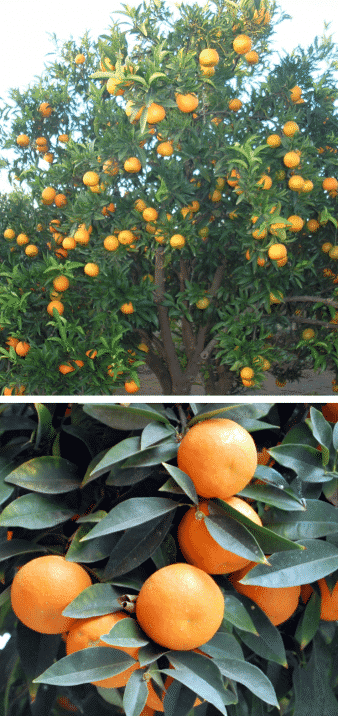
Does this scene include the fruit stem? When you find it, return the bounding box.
[118,594,137,612]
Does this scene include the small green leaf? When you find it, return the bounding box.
[80,497,178,541]
[101,617,149,647]
[33,647,135,685]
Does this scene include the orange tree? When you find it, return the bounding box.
[2,401,338,715]
[1,0,338,394]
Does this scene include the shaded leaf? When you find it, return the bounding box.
[162,463,198,504]
[83,404,169,430]
[123,669,148,716]
[205,511,265,563]
[33,647,135,685]
[140,422,175,450]
[239,482,305,511]
[0,493,75,529]
[221,592,259,635]
[62,582,123,618]
[80,497,178,541]
[101,616,149,647]
[5,456,80,493]
[268,444,327,482]
[214,657,279,708]
[294,589,321,650]
[264,499,338,539]
[163,651,232,714]
[240,539,338,587]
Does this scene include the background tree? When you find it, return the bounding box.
[1,0,338,395]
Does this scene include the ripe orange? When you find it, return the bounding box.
[53,276,70,292]
[240,367,254,381]
[124,380,139,394]
[10,555,92,634]
[287,215,304,232]
[66,612,140,687]
[124,157,142,173]
[55,193,68,208]
[121,302,134,314]
[3,228,15,240]
[6,337,19,349]
[245,50,259,64]
[47,300,64,316]
[75,53,85,64]
[177,418,258,500]
[39,102,52,117]
[175,93,199,113]
[302,328,315,340]
[322,177,338,192]
[104,235,119,251]
[83,171,99,187]
[15,341,30,357]
[229,563,301,625]
[307,219,320,232]
[268,244,287,261]
[84,263,100,277]
[228,98,242,111]
[135,563,224,650]
[199,48,219,67]
[25,244,39,256]
[322,404,338,422]
[41,187,56,204]
[63,237,76,250]
[283,151,300,168]
[146,103,166,123]
[43,152,54,163]
[170,234,185,248]
[283,121,299,137]
[118,230,135,245]
[288,175,304,191]
[16,233,29,245]
[266,134,281,147]
[177,498,262,574]
[74,227,90,244]
[58,134,69,143]
[290,85,302,101]
[142,207,158,222]
[233,35,252,55]
[257,174,272,190]
[196,297,210,309]
[16,134,30,147]
[156,141,174,157]
[252,228,267,240]
[59,364,75,374]
[86,349,98,359]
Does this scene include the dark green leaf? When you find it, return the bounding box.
[240,539,338,587]
[200,631,244,661]
[80,497,178,541]
[264,499,338,539]
[188,404,274,430]
[33,647,135,685]
[292,633,338,716]
[83,404,169,430]
[121,439,178,468]
[62,582,123,618]
[140,422,175,449]
[0,493,75,528]
[234,594,287,666]
[205,511,266,564]
[268,444,327,482]
[5,456,80,493]
[101,616,149,648]
[89,437,141,479]
[214,657,279,708]
[309,407,333,453]
[294,589,321,650]
[221,592,259,634]
[239,483,305,511]
[163,678,200,716]
[0,539,47,562]
[34,403,56,450]
[164,651,232,713]
[162,463,198,504]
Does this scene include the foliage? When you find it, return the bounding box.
[1,0,338,394]
[1,402,338,715]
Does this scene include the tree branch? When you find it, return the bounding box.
[154,246,185,389]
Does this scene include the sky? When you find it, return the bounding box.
[0,0,337,195]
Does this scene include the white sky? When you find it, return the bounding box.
[0,0,337,195]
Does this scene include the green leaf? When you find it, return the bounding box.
[0,493,75,529]
[295,588,321,650]
[221,593,259,634]
[123,669,148,716]
[5,456,81,493]
[0,538,47,562]
[161,464,198,504]
[33,647,135,685]
[214,657,279,708]
[240,539,338,587]
[309,407,333,452]
[140,422,175,449]
[268,444,327,482]
[121,440,178,468]
[188,404,273,430]
[34,404,56,450]
[239,483,306,511]
[201,631,244,661]
[80,497,178,541]
[89,437,141,478]
[62,583,123,618]
[205,509,266,564]
[264,499,338,539]
[83,403,169,430]
[163,651,232,713]
[101,616,149,648]
[234,594,287,666]
[292,633,338,716]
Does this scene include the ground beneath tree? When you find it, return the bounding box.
[119,365,337,397]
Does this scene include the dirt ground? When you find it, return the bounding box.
[119,364,337,397]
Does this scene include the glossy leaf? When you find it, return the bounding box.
[89,437,141,479]
[163,678,200,716]
[62,582,123,618]
[309,406,333,453]
[294,589,321,650]
[4,456,80,493]
[33,647,135,685]
[333,422,338,451]
[221,592,259,635]
[292,633,338,716]
[80,497,178,541]
[121,439,178,468]
[0,538,47,562]
[240,539,338,587]
[205,512,266,564]
[214,657,279,708]
[162,463,198,504]
[101,616,149,647]
[164,651,232,713]
[239,483,305,511]
[268,444,327,482]
[189,403,273,428]
[102,510,175,578]
[140,421,176,450]
[234,594,287,666]
[34,403,56,450]
[83,403,170,430]
[253,464,289,487]
[123,669,148,716]
[0,493,75,528]
[264,499,338,539]
[282,421,317,447]
[200,631,244,661]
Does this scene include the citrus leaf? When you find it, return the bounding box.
[264,499,338,539]
[140,422,176,450]
[240,539,338,587]
[62,582,123,618]
[221,592,259,634]
[239,483,305,511]
[188,403,273,429]
[80,497,178,541]
[83,404,169,430]
[123,669,148,716]
[214,657,279,708]
[309,406,333,453]
[101,617,149,648]
[294,589,321,650]
[163,679,200,716]
[205,512,265,563]
[163,651,232,713]
[88,436,141,478]
[234,594,287,666]
[201,631,244,661]
[33,647,135,686]
[0,493,75,529]
[268,444,327,482]
[162,463,198,504]
[4,456,81,493]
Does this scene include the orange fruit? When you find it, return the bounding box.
[66,612,140,687]
[25,244,39,256]
[307,219,320,232]
[124,156,142,173]
[156,141,174,157]
[170,234,185,248]
[252,227,267,240]
[257,174,272,190]
[16,134,30,147]
[59,364,75,374]
[228,98,242,111]
[120,302,134,314]
[10,555,92,634]
[322,404,338,422]
[124,380,139,393]
[283,151,300,168]
[268,244,287,261]
[43,152,54,163]
[240,367,254,381]
[288,175,304,191]
[283,121,299,137]
[54,193,67,208]
[302,328,315,340]
[245,50,259,64]
[322,177,338,192]
[74,227,90,244]
[84,263,100,277]
[177,418,258,500]
[199,48,219,66]
[47,300,64,316]
[53,276,70,292]
[142,207,158,222]
[41,187,56,204]
[287,215,304,232]
[6,337,19,349]
[39,102,52,117]
[16,233,29,245]
[196,297,210,309]
[233,35,252,55]
[75,53,85,64]
[83,171,99,187]
[290,85,302,101]
[229,563,301,625]
[104,235,119,251]
[146,103,166,123]
[86,349,98,359]
[58,134,69,143]
[266,134,281,147]
[15,341,30,357]
[175,93,199,113]
[63,237,76,250]
[177,498,262,574]
[3,228,15,239]
[118,230,135,245]
[135,563,224,650]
